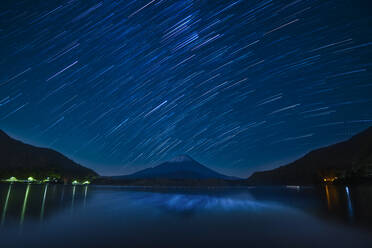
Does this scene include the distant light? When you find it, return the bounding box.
[82,181,90,185]
[5,176,18,182]
[323,177,337,183]
[27,177,35,182]
[72,180,79,185]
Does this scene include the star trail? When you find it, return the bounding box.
[0,0,371,176]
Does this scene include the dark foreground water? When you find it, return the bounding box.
[0,184,372,248]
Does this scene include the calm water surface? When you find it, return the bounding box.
[0,184,372,248]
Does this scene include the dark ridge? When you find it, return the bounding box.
[246,126,372,185]
[0,129,98,180]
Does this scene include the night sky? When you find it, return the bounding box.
[1,0,371,177]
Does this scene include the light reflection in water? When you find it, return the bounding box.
[83,186,88,208]
[135,193,272,214]
[325,185,331,210]
[40,184,49,222]
[1,183,12,226]
[0,185,371,248]
[0,184,371,233]
[19,184,31,232]
[0,184,91,229]
[324,185,342,212]
[345,186,354,221]
[71,186,76,213]
[61,186,65,202]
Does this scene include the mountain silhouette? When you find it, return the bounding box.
[0,129,98,180]
[114,154,237,180]
[247,126,372,185]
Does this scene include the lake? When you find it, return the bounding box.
[0,184,372,248]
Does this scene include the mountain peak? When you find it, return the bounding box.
[169,154,195,163]
[115,153,236,180]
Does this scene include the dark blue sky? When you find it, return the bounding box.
[1,0,371,176]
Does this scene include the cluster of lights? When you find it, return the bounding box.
[323,177,338,183]
[5,176,18,182]
[2,177,90,185]
[72,180,91,185]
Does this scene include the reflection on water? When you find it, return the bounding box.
[0,183,89,228]
[19,184,30,232]
[325,184,332,209]
[40,184,48,222]
[130,191,273,216]
[1,184,369,228]
[1,183,12,226]
[345,186,353,221]
[71,185,76,213]
[0,184,372,248]
[1,184,372,228]
[317,185,372,227]
[83,185,88,208]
